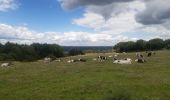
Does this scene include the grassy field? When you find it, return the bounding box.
[0,50,170,100]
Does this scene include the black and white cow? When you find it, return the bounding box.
[98,56,107,61]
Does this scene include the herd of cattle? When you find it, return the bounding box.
[0,51,156,67]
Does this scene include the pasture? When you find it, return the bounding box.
[0,50,170,100]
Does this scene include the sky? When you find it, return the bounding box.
[0,0,170,46]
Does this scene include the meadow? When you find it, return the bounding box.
[0,50,170,100]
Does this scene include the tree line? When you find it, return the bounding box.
[0,42,64,61]
[114,38,170,52]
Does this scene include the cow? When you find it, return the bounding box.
[114,54,118,57]
[113,53,119,57]
[1,62,12,67]
[44,57,52,63]
[98,56,107,62]
[67,59,74,63]
[135,58,146,63]
[147,52,152,57]
[136,52,143,58]
[78,58,86,62]
[113,58,132,64]
[68,58,86,63]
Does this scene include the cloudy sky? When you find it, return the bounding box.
[0,0,170,46]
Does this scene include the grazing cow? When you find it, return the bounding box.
[135,58,146,63]
[78,58,86,62]
[113,58,117,60]
[114,54,118,57]
[68,58,86,63]
[113,58,132,64]
[147,52,152,57]
[67,59,74,63]
[98,56,107,62]
[44,57,52,63]
[1,63,11,67]
[113,53,119,57]
[136,52,143,58]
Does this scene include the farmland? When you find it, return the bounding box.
[0,50,170,100]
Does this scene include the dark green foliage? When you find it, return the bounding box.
[0,42,64,61]
[135,39,147,51]
[164,39,170,49]
[31,43,64,59]
[114,38,168,52]
[68,48,84,56]
[114,41,136,52]
[146,38,164,50]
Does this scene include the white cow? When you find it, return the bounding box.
[67,59,74,63]
[113,58,132,64]
[44,57,51,63]
[1,63,10,67]
[114,54,118,57]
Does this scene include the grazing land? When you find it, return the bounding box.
[0,50,170,100]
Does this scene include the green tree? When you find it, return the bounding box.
[135,39,147,51]
[164,39,170,49]
[146,38,164,50]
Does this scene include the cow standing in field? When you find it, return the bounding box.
[135,52,146,63]
[135,58,146,63]
[136,52,143,58]
[78,58,86,62]
[147,52,152,57]
[98,56,107,62]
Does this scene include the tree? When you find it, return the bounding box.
[135,39,147,51]
[113,38,168,52]
[114,41,136,52]
[164,39,170,49]
[146,38,164,50]
[0,42,64,61]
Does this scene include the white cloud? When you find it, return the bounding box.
[73,12,105,30]
[0,23,137,46]
[1,0,170,46]
[72,0,170,44]
[0,0,18,12]
[73,1,144,34]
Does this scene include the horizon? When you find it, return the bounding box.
[0,0,170,46]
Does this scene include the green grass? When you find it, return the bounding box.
[0,50,170,100]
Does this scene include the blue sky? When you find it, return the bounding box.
[0,0,88,32]
[0,0,169,46]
